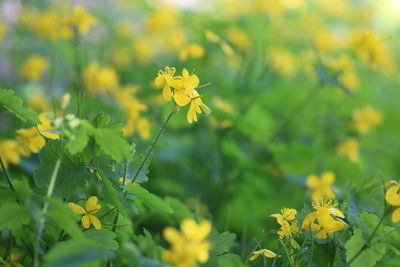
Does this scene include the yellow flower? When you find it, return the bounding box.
[384,181,400,223]
[0,140,21,168]
[155,67,178,101]
[266,47,297,79]
[0,20,6,42]
[179,44,205,61]
[336,138,359,163]
[270,208,297,225]
[37,113,59,139]
[226,27,252,51]
[66,6,97,35]
[3,252,23,267]
[68,196,102,229]
[163,219,211,267]
[352,106,382,135]
[20,55,49,82]
[302,198,346,239]
[306,172,336,201]
[249,248,279,261]
[83,62,119,93]
[16,127,46,156]
[174,89,210,124]
[27,91,51,112]
[119,177,133,185]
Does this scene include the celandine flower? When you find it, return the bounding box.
[155,67,179,101]
[336,138,359,163]
[68,196,102,229]
[302,198,346,239]
[0,140,21,168]
[352,106,382,135]
[163,219,211,267]
[249,249,279,261]
[384,180,400,223]
[306,172,336,201]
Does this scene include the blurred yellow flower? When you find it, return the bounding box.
[132,38,154,64]
[20,55,49,82]
[226,27,252,51]
[163,219,211,267]
[385,181,400,223]
[266,47,297,79]
[0,20,6,42]
[16,127,46,156]
[119,177,133,185]
[68,196,102,229]
[336,138,359,163]
[249,248,279,260]
[3,252,23,267]
[306,172,336,201]
[66,6,97,35]
[0,140,21,168]
[179,44,205,61]
[37,113,59,139]
[302,198,346,239]
[83,62,119,93]
[27,91,51,112]
[212,97,234,114]
[352,106,382,135]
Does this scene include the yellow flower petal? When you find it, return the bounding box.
[82,214,90,228]
[386,184,400,206]
[392,208,400,223]
[89,215,102,229]
[306,174,320,189]
[86,196,101,213]
[174,90,191,107]
[163,227,183,244]
[321,172,335,186]
[68,202,86,214]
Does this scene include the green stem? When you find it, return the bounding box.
[278,239,294,267]
[0,157,16,193]
[293,237,308,265]
[33,157,62,267]
[131,111,174,183]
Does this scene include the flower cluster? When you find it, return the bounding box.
[336,137,359,163]
[155,67,211,123]
[270,208,300,240]
[162,219,211,267]
[302,198,346,239]
[352,106,382,135]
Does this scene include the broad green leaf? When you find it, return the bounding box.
[44,238,113,267]
[0,89,39,123]
[13,179,33,204]
[47,199,84,239]
[33,140,88,198]
[206,253,246,267]
[0,202,30,230]
[125,183,173,214]
[134,229,164,259]
[84,229,119,251]
[209,231,237,257]
[164,197,194,222]
[100,174,125,214]
[345,228,386,267]
[66,131,89,155]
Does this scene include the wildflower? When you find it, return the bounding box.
[20,55,49,82]
[3,252,23,267]
[174,89,210,123]
[249,249,279,261]
[270,208,297,225]
[0,140,21,168]
[83,62,119,93]
[352,106,382,135]
[27,91,51,112]
[270,208,299,239]
[336,138,359,163]
[179,44,205,61]
[302,198,346,239]
[226,27,252,51]
[266,47,297,79]
[384,181,400,223]
[155,67,178,101]
[306,172,336,201]
[37,113,59,139]
[66,6,97,35]
[68,196,102,229]
[16,127,46,156]
[163,219,211,267]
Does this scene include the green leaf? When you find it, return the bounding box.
[13,179,33,204]
[125,183,173,214]
[0,202,30,230]
[164,197,194,222]
[209,231,237,257]
[345,228,386,267]
[0,89,39,123]
[206,253,246,267]
[66,131,89,155]
[100,175,125,214]
[47,199,84,239]
[44,238,113,267]
[84,229,119,251]
[33,140,88,198]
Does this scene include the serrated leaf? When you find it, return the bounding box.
[206,253,245,267]
[209,231,237,257]
[125,183,172,214]
[33,140,88,198]
[47,199,84,239]
[345,228,386,267]
[0,202,30,230]
[66,131,89,155]
[0,89,39,123]
[84,229,119,251]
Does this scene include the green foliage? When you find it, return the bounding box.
[209,231,237,257]
[0,202,30,230]
[0,88,39,123]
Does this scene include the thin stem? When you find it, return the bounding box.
[0,157,16,193]
[131,111,174,183]
[278,239,294,267]
[33,157,62,267]
[293,237,308,265]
